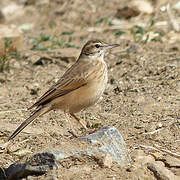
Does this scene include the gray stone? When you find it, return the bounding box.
[4,126,131,179]
[79,126,131,167]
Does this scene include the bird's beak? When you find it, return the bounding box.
[104,44,120,49]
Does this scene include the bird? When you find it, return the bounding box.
[8,39,120,141]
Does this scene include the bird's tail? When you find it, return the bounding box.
[8,105,51,141]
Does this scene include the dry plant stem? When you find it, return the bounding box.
[142,128,163,135]
[167,3,180,32]
[85,0,96,12]
[154,144,180,159]
[140,145,180,159]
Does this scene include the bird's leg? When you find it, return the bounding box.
[70,113,88,131]
[64,112,78,138]
[70,113,98,135]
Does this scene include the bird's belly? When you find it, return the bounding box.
[52,78,107,114]
[69,80,106,113]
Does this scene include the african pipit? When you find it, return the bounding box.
[8,39,120,141]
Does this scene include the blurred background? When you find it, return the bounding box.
[1,0,180,56]
[0,0,180,179]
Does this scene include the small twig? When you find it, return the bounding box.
[59,1,70,12]
[154,144,180,159]
[18,139,29,146]
[140,144,180,159]
[87,25,131,33]
[143,128,163,135]
[153,52,177,55]
[140,144,161,152]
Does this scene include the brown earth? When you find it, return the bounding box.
[0,0,180,179]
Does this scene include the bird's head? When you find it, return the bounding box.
[79,39,120,61]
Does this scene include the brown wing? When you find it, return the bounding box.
[29,60,96,109]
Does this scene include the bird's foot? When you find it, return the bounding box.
[0,141,11,153]
[86,128,98,135]
[68,127,99,138]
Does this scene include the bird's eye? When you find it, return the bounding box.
[95,44,100,48]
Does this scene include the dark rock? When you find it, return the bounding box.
[33,57,53,66]
[115,6,140,19]
[5,163,48,180]
[0,167,6,180]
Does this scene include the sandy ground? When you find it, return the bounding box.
[0,0,180,179]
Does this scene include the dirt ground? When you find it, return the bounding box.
[0,0,180,179]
